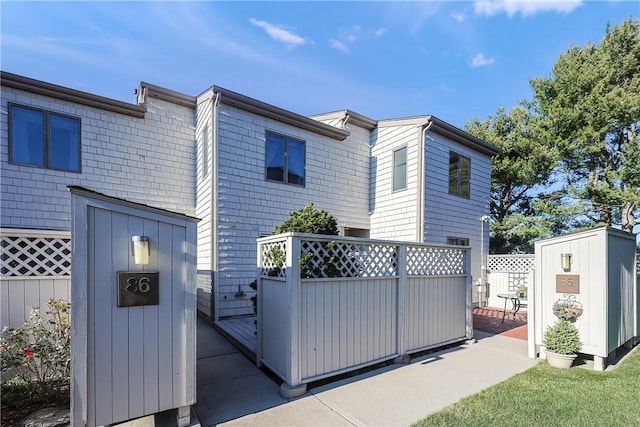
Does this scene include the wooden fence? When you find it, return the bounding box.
[257,233,472,395]
[486,254,535,309]
[1,228,71,328]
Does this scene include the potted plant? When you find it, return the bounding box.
[543,318,581,368]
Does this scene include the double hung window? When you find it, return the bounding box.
[448,151,470,198]
[9,103,81,173]
[265,131,305,186]
[392,147,407,191]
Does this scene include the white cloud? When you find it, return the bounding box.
[375,28,388,37]
[249,18,308,48]
[470,53,495,67]
[474,0,582,17]
[329,38,350,54]
[450,10,465,22]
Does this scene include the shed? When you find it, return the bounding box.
[532,226,638,370]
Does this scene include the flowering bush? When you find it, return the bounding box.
[0,299,71,405]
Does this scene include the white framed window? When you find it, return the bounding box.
[392,146,407,191]
[448,151,470,198]
[9,103,81,173]
[265,131,305,186]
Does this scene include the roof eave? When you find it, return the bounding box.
[1,71,147,118]
[212,86,350,141]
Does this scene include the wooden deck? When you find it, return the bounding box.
[215,316,257,360]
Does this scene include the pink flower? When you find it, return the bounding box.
[24,348,33,358]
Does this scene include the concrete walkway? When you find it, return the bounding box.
[195,318,538,427]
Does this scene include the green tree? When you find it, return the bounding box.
[530,17,640,234]
[465,106,560,253]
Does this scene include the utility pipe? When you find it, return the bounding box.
[417,120,433,242]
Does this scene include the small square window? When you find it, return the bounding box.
[393,147,407,191]
[449,151,470,198]
[265,131,305,186]
[9,103,81,173]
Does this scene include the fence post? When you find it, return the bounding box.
[466,248,474,340]
[256,238,263,367]
[280,234,306,398]
[395,244,408,361]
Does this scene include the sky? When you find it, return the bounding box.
[1,1,638,129]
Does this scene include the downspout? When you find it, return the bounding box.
[211,91,220,322]
[417,120,433,242]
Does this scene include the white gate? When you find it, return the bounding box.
[486,255,535,309]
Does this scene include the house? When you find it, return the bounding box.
[0,71,499,327]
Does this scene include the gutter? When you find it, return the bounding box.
[211,85,350,141]
[1,71,147,118]
[417,121,433,242]
[212,91,220,322]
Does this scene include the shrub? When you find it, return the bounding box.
[0,299,71,407]
[274,203,338,236]
[543,318,581,355]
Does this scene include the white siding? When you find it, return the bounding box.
[0,87,197,231]
[423,131,492,301]
[369,124,421,241]
[212,105,371,317]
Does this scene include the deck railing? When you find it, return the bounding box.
[256,233,472,395]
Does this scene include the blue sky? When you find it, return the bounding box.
[1,1,638,128]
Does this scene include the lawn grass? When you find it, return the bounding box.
[413,347,640,427]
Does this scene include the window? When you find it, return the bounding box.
[448,151,470,198]
[9,104,80,172]
[447,237,469,246]
[392,147,407,191]
[265,131,305,186]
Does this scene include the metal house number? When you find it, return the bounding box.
[117,272,159,307]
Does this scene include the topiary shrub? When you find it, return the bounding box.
[543,318,581,355]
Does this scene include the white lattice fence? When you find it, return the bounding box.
[1,228,72,328]
[407,246,466,276]
[300,240,397,278]
[487,254,534,309]
[1,229,71,277]
[488,254,535,273]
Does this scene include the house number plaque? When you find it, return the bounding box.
[555,274,580,294]
[117,272,159,307]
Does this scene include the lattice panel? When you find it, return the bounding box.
[300,240,397,278]
[488,255,535,272]
[1,235,71,276]
[407,246,466,276]
[260,240,287,278]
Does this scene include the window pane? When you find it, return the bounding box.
[266,132,285,182]
[393,147,407,191]
[460,156,470,198]
[10,105,45,166]
[49,114,80,171]
[287,138,305,186]
[448,152,459,195]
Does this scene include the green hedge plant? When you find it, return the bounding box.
[543,318,581,355]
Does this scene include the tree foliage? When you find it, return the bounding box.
[466,106,559,253]
[530,17,640,233]
[274,203,339,236]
